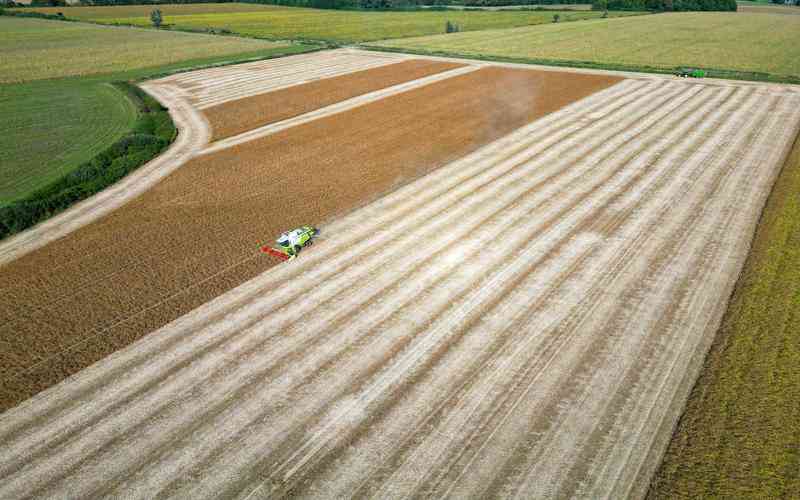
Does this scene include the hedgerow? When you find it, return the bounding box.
[0,82,176,239]
[592,0,737,11]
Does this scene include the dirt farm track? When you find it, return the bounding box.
[1,49,800,498]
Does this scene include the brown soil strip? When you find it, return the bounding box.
[204,59,463,141]
[0,67,620,412]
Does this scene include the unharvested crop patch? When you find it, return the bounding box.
[0,17,289,84]
[1,70,798,498]
[203,59,464,141]
[0,61,617,411]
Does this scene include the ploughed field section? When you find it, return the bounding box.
[0,66,619,411]
[2,78,798,499]
[204,59,465,141]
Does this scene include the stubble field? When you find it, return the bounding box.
[0,51,618,410]
[1,49,798,498]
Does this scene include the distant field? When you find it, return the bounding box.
[20,3,646,43]
[0,16,308,205]
[649,130,800,499]
[438,3,593,9]
[738,2,800,14]
[0,17,288,83]
[374,12,800,81]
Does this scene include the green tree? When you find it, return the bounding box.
[150,9,163,29]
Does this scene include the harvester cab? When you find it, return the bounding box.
[261,225,319,260]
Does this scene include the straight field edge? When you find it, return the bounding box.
[360,45,800,85]
[644,125,800,496]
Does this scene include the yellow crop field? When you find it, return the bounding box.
[21,2,645,43]
[376,12,800,80]
[0,16,289,83]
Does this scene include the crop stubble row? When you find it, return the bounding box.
[158,49,406,109]
[2,77,798,498]
[0,65,618,411]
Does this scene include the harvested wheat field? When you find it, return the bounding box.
[1,48,799,498]
[0,50,618,411]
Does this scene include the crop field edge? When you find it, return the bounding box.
[9,13,339,48]
[0,42,321,239]
[8,5,649,45]
[360,45,800,85]
[646,126,800,498]
[0,81,176,239]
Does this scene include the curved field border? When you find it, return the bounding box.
[0,83,208,267]
[0,63,619,412]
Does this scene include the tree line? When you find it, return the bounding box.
[592,0,737,10]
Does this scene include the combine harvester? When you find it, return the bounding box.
[261,225,319,261]
[676,67,706,78]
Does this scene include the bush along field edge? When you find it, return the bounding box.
[0,83,175,241]
[361,45,800,84]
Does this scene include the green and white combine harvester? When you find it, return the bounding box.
[261,225,319,260]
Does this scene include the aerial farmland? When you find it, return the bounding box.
[1,3,799,498]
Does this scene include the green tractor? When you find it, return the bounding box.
[676,67,706,78]
[262,225,319,260]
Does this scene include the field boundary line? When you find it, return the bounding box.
[352,47,800,90]
[0,84,207,267]
[200,64,481,155]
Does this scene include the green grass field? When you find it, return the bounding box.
[1,16,289,83]
[649,133,800,499]
[0,80,136,204]
[20,2,645,43]
[0,16,311,205]
[374,12,800,81]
